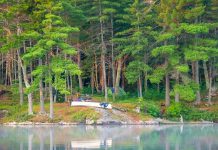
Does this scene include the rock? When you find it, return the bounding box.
[86,119,95,125]
[59,121,67,125]
[96,119,103,125]
[10,122,17,125]
[18,121,33,125]
[144,120,159,125]
[133,107,140,113]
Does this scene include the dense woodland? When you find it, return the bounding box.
[0,0,218,119]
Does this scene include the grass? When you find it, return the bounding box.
[0,99,100,123]
[2,92,218,123]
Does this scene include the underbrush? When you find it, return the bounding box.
[70,108,100,122]
[165,103,218,121]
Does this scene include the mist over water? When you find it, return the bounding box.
[0,125,218,150]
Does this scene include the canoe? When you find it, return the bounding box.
[71,101,112,109]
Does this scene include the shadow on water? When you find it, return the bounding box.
[0,124,218,150]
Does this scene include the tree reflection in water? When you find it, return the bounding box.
[0,125,218,150]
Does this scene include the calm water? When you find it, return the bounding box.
[0,125,218,150]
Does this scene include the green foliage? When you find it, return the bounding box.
[165,103,190,118]
[144,89,165,100]
[175,64,189,73]
[125,61,150,84]
[180,23,209,34]
[148,67,165,84]
[171,83,199,102]
[166,103,218,121]
[108,87,127,99]
[71,108,99,122]
[140,99,160,117]
[152,45,177,57]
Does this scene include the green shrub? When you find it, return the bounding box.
[71,108,99,122]
[165,103,218,121]
[165,103,191,119]
[143,89,164,100]
[140,100,160,117]
[108,87,127,99]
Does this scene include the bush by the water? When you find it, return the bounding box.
[139,99,161,117]
[165,103,218,121]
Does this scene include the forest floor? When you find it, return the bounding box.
[0,91,218,124]
[0,92,155,125]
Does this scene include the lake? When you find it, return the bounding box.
[0,125,217,150]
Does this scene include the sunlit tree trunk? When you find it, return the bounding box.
[115,58,122,94]
[138,75,143,98]
[195,61,201,103]
[175,71,179,103]
[39,59,45,114]
[77,47,83,90]
[203,61,209,89]
[99,0,108,101]
[17,50,24,106]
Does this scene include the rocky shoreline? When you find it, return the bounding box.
[1,118,214,126]
[1,120,160,126]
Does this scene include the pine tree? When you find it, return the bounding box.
[22,0,81,118]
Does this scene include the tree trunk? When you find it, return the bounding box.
[208,61,212,104]
[48,55,53,119]
[17,50,24,106]
[175,71,179,103]
[115,58,122,94]
[77,48,83,90]
[192,62,196,80]
[91,64,94,95]
[99,0,108,101]
[39,59,45,114]
[18,52,33,115]
[195,61,201,103]
[111,14,115,89]
[203,61,209,89]
[165,72,170,107]
[138,75,143,98]
[49,74,53,119]
[94,52,100,93]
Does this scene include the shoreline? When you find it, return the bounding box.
[1,120,215,126]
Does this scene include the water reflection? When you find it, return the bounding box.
[0,125,218,150]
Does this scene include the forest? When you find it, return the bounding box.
[0,0,218,122]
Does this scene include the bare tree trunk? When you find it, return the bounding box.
[77,48,83,90]
[192,62,195,80]
[1,54,4,84]
[138,75,143,98]
[165,72,170,107]
[115,58,122,94]
[48,54,53,119]
[39,59,45,114]
[144,72,148,93]
[49,70,53,119]
[195,61,201,103]
[203,61,209,89]
[111,14,115,99]
[175,71,179,103]
[18,52,33,115]
[208,61,212,104]
[94,52,100,93]
[17,50,24,106]
[91,64,94,95]
[99,0,108,101]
